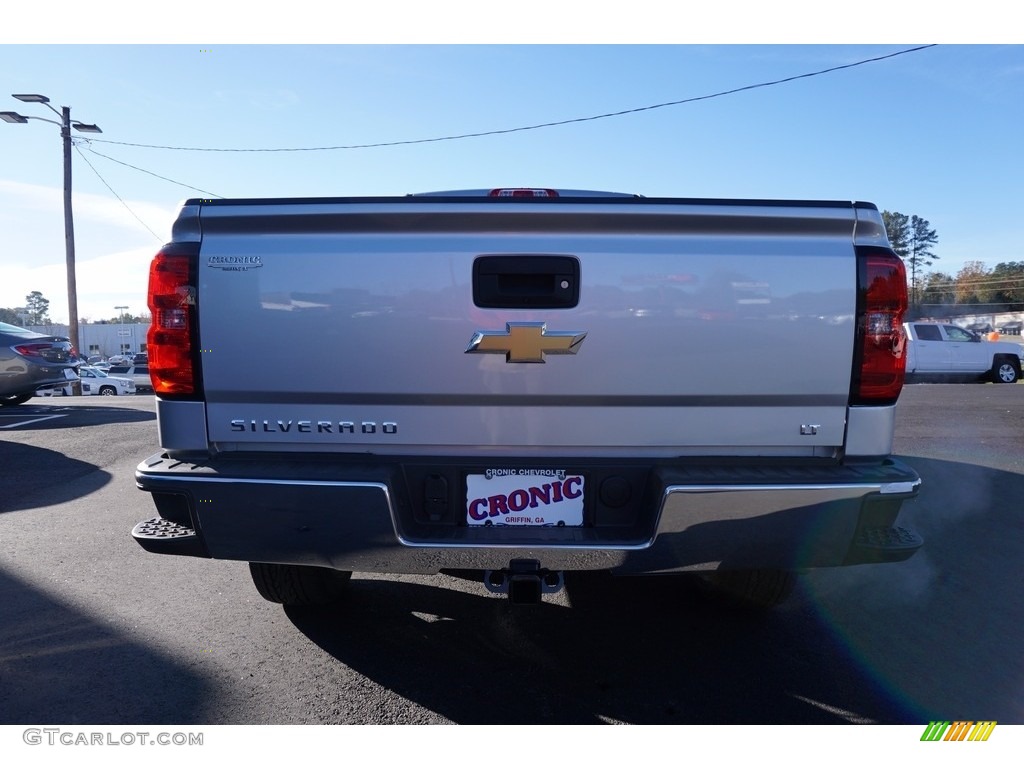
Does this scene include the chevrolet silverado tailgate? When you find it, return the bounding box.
[194,198,860,457]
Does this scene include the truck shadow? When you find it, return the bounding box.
[0,567,211,724]
[799,454,1024,724]
[0,441,112,514]
[284,573,925,724]
[283,453,1023,725]
[0,402,156,431]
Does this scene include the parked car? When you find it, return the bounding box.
[107,364,152,392]
[35,383,75,397]
[998,321,1023,335]
[0,321,79,406]
[78,366,137,396]
[133,352,149,364]
[904,322,1024,383]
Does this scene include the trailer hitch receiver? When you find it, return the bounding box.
[484,559,564,605]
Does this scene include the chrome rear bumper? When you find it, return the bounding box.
[134,453,921,574]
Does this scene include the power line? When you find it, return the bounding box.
[85,45,937,154]
[82,145,224,198]
[923,276,1024,290]
[73,142,163,241]
[920,303,1024,309]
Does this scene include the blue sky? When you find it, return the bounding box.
[1,36,1021,323]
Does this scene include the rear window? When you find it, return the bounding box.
[0,321,39,338]
[914,325,942,341]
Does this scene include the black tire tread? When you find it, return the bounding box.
[0,394,32,406]
[700,568,797,609]
[991,356,1020,384]
[248,562,352,606]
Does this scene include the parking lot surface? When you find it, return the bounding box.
[1,386,1022,725]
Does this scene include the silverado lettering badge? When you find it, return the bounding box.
[207,255,263,271]
[466,322,586,363]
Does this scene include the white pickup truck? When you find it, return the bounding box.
[131,189,923,609]
[904,321,1024,383]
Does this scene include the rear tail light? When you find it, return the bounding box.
[12,341,73,361]
[13,343,54,357]
[488,188,559,198]
[147,247,200,397]
[852,247,907,405]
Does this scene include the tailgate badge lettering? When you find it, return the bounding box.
[207,255,263,271]
[466,322,587,363]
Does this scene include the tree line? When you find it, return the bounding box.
[0,291,149,326]
[919,261,1024,309]
[0,291,51,325]
[882,211,1023,314]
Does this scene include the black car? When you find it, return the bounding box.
[0,322,79,405]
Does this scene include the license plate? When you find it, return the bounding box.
[466,469,584,527]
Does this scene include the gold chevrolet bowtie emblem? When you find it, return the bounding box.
[466,322,587,363]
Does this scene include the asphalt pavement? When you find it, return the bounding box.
[0,386,1021,725]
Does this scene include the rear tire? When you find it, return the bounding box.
[991,357,1020,383]
[699,568,797,609]
[0,393,32,406]
[248,562,352,606]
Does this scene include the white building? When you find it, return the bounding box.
[25,322,150,359]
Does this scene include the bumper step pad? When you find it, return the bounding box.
[848,525,923,564]
[131,517,209,558]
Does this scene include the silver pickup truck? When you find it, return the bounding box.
[132,189,922,608]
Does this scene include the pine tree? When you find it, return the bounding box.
[908,216,939,280]
[882,211,939,308]
[882,211,910,260]
[24,291,50,325]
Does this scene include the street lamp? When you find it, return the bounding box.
[2,93,102,359]
[115,305,128,358]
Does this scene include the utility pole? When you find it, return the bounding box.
[61,105,80,356]
[2,93,101,357]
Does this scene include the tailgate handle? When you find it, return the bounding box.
[473,255,580,309]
